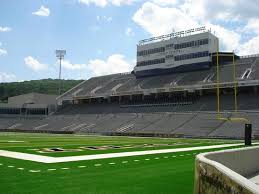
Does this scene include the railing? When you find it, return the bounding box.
[240,54,259,59]
[139,27,207,45]
[91,72,132,78]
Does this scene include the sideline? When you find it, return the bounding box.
[0,143,245,163]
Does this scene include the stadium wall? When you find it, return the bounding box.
[195,147,259,194]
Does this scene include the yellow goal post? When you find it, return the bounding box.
[215,45,250,123]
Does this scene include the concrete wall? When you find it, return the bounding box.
[206,147,259,177]
[195,146,259,194]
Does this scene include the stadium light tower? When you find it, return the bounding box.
[56,50,66,95]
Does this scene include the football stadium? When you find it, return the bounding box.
[1,26,259,193]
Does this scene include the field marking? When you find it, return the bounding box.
[78,166,86,168]
[29,170,41,173]
[47,169,56,171]
[11,153,195,173]
[0,143,249,163]
[8,165,14,168]
[7,141,25,143]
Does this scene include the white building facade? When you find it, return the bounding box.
[134,28,219,77]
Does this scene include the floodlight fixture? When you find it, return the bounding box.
[55,49,66,95]
[56,50,66,59]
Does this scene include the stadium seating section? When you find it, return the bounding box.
[0,57,259,139]
[60,57,258,99]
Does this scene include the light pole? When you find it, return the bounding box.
[56,50,66,95]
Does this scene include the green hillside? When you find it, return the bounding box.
[0,79,83,102]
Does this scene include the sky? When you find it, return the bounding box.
[1,0,259,83]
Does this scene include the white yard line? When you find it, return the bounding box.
[47,169,56,171]
[78,166,86,168]
[29,170,41,173]
[0,143,250,164]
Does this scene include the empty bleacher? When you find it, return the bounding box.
[57,57,259,102]
[1,111,258,139]
[1,57,259,139]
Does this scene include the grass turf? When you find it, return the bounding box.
[0,132,244,194]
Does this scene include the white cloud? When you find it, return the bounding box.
[151,0,179,6]
[133,2,198,36]
[87,54,133,76]
[133,2,244,52]
[0,26,12,32]
[32,6,50,17]
[97,16,112,22]
[0,42,8,56]
[59,54,133,77]
[125,27,135,37]
[181,0,259,22]
[244,18,259,35]
[238,36,259,55]
[109,0,137,6]
[208,23,241,51]
[148,0,259,23]
[24,56,48,72]
[78,0,137,7]
[61,60,87,70]
[0,72,16,83]
[0,48,7,56]
[78,0,107,7]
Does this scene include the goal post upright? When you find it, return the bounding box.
[215,45,250,123]
[233,51,238,113]
[216,43,221,119]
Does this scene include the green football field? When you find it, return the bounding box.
[0,133,244,194]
